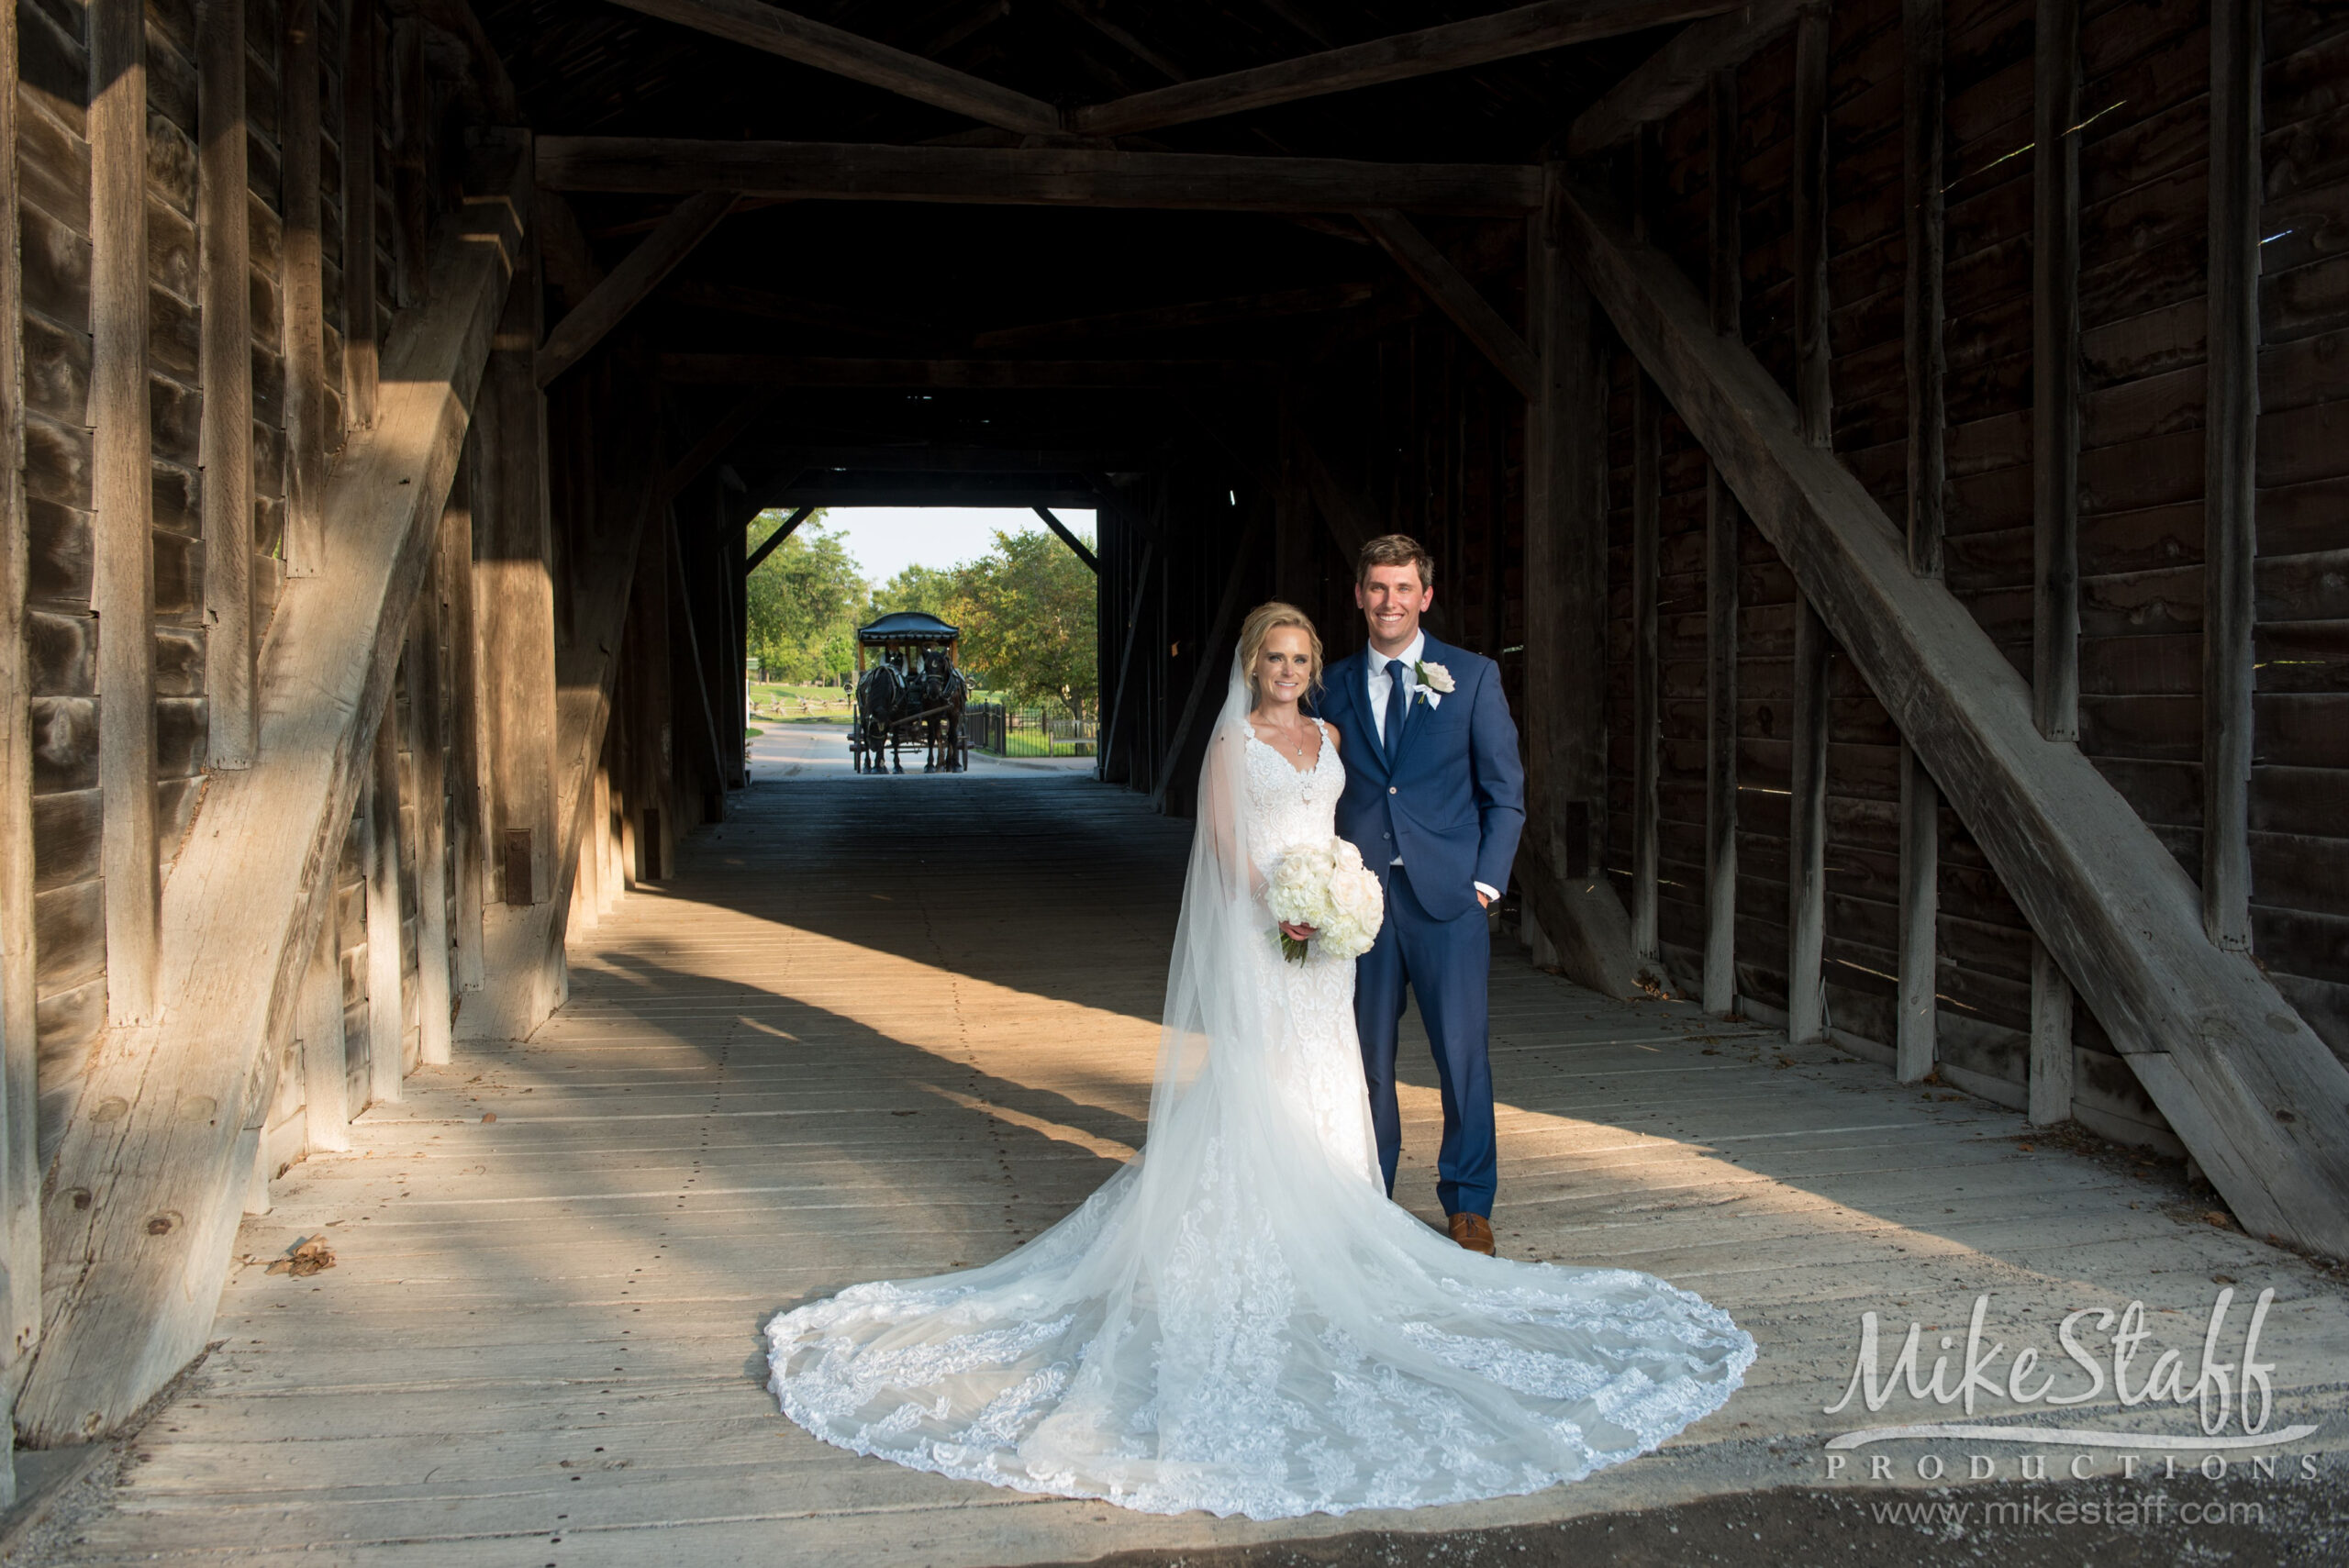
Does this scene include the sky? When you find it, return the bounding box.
[796,507,1097,588]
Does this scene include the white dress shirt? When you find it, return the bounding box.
[1365,632,1498,906]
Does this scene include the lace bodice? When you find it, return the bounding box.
[1241,719,1343,868]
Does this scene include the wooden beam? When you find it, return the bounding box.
[2201,0,2260,950]
[1631,370,1661,962]
[414,0,518,121]
[283,0,329,575]
[743,506,815,575]
[974,281,1377,351]
[1358,208,1537,396]
[2029,939,2074,1124]
[1902,0,1944,577]
[199,0,257,767]
[441,459,486,996]
[1032,506,1099,573]
[1787,595,1828,1043]
[1701,71,1739,1018]
[362,708,404,1105]
[1291,428,1377,564]
[1553,177,2349,1259]
[603,0,1061,135]
[657,355,1275,387]
[0,0,38,1376]
[1896,741,1935,1080]
[17,141,531,1441]
[344,0,381,428]
[1522,170,1645,997]
[538,138,1544,215]
[1792,2,1831,447]
[1074,0,1734,137]
[404,575,454,1067]
[93,0,159,1024]
[1099,536,1157,786]
[538,191,736,386]
[296,909,350,1155]
[1566,0,1801,156]
[2032,0,2079,740]
[392,16,429,306]
[764,483,1108,508]
[668,514,731,819]
[1149,506,1264,812]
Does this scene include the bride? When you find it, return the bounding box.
[766,602,1755,1519]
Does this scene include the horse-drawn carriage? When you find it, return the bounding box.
[850,611,972,774]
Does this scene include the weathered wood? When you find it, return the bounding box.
[603,0,1060,136]
[741,506,813,576]
[343,0,380,428]
[627,515,675,881]
[657,355,1275,388]
[1702,73,1739,1018]
[92,0,158,1025]
[1901,0,1945,578]
[1787,595,1829,1042]
[413,0,518,122]
[2029,939,2074,1124]
[668,513,729,822]
[1792,2,1831,449]
[198,0,257,767]
[1522,171,1644,997]
[537,191,737,388]
[17,144,529,1441]
[0,0,37,1385]
[1074,0,1733,137]
[1553,179,2349,1258]
[1358,209,1537,397]
[1896,741,1936,1081]
[1291,427,1377,566]
[1101,538,1158,791]
[662,394,771,508]
[537,139,1543,215]
[1631,371,1661,962]
[441,461,486,995]
[974,282,1377,351]
[1565,0,1802,157]
[1031,507,1099,573]
[283,0,329,576]
[392,17,429,306]
[362,702,404,1106]
[2032,0,2080,741]
[296,904,350,1155]
[403,573,452,1067]
[1149,507,1264,813]
[2202,0,2260,951]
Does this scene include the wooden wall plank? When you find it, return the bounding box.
[198,0,256,768]
[362,700,401,1105]
[1702,67,1740,1017]
[1787,593,1828,1040]
[2201,0,2260,950]
[340,0,376,428]
[441,458,484,993]
[1896,740,1936,1079]
[1903,0,1945,576]
[1631,368,1661,962]
[1792,1,1832,447]
[296,893,348,1154]
[402,573,451,1065]
[91,0,157,1024]
[2032,0,2081,740]
[0,0,39,1384]
[281,0,327,574]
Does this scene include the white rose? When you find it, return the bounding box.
[1415,659,1456,696]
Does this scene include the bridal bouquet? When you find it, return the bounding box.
[1265,838,1385,963]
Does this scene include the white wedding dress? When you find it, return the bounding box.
[766,662,1754,1519]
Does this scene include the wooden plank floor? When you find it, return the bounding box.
[42,768,2349,1565]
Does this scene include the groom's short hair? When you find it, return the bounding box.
[1356,534,1434,587]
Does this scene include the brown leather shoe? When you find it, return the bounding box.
[1447,1212,1496,1255]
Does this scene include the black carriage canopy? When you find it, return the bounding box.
[856,611,960,645]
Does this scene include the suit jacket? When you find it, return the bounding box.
[1318,636,1526,923]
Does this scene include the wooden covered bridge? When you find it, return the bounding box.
[1,0,2347,1547]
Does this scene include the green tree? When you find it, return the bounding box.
[866,562,960,620]
[945,529,1097,716]
[743,511,862,683]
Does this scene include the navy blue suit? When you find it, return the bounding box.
[1319,637,1525,1218]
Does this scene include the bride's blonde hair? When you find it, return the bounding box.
[1239,601,1324,703]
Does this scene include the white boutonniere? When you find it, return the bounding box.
[1414,660,1454,707]
[1409,657,1446,708]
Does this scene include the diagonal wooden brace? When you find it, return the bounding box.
[1554,178,2349,1260]
[17,139,534,1442]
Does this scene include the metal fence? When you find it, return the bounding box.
[969,704,1098,759]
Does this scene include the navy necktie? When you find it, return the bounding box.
[1383,658,1407,766]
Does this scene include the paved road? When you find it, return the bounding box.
[748,717,1097,782]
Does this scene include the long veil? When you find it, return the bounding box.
[765,657,1756,1519]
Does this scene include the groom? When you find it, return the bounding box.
[1321,535,1524,1254]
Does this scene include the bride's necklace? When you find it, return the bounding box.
[1256,716,1314,758]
